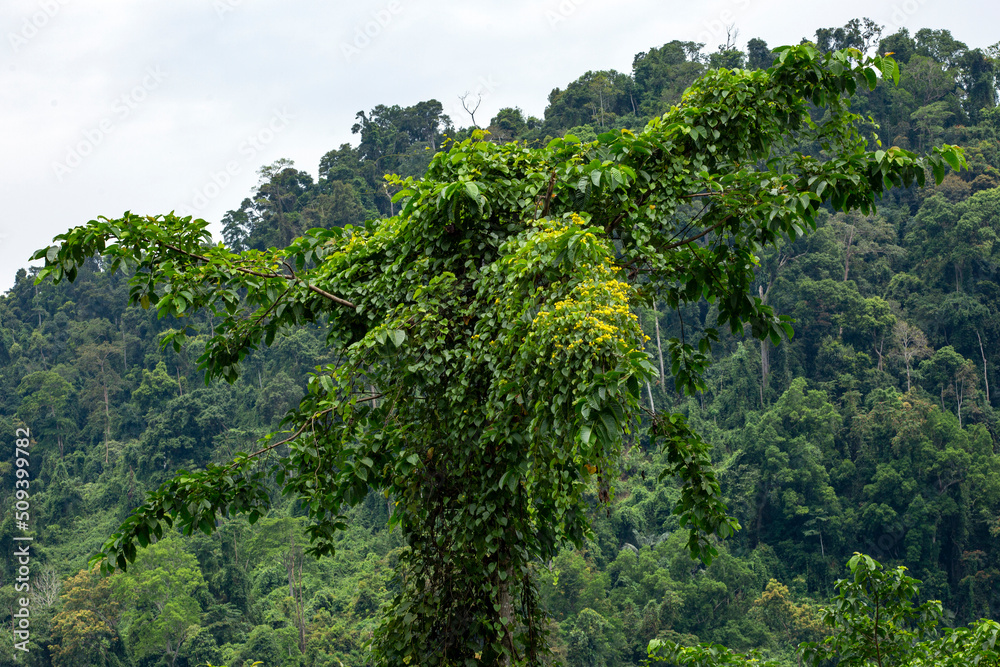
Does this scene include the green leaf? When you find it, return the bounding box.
[864,68,878,89]
[464,181,480,201]
[942,149,961,172]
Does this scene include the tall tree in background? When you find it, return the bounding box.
[222,160,316,251]
[34,45,963,666]
[746,37,777,70]
[631,40,704,115]
[543,69,637,131]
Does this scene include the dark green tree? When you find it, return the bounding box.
[33,45,963,666]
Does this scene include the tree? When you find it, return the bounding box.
[77,340,122,463]
[736,378,842,549]
[957,48,998,121]
[488,107,530,142]
[891,320,931,391]
[879,28,916,64]
[631,40,705,115]
[901,55,958,106]
[33,45,963,666]
[16,370,74,457]
[707,25,745,71]
[800,553,999,666]
[746,38,776,70]
[350,100,453,213]
[814,18,884,55]
[222,161,317,251]
[910,101,953,151]
[828,212,901,286]
[649,554,1000,666]
[857,296,896,372]
[117,535,207,667]
[914,28,969,71]
[543,69,636,131]
[919,346,978,426]
[49,567,125,667]
[750,579,825,646]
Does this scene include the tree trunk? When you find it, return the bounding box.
[874,336,885,371]
[654,312,665,386]
[842,224,855,282]
[286,536,306,653]
[977,330,990,403]
[759,285,770,408]
[103,382,111,464]
[498,563,514,667]
[955,381,963,428]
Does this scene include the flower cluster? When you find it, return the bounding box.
[528,269,645,364]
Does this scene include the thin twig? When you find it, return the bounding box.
[251,285,292,328]
[620,212,726,270]
[660,217,731,251]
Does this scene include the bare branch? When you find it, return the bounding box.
[459,92,482,128]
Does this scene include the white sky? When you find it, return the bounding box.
[2,0,998,294]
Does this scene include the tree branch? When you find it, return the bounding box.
[158,242,357,309]
[660,217,731,251]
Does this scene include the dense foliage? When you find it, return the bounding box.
[1,19,999,667]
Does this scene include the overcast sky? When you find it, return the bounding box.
[2,0,998,294]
